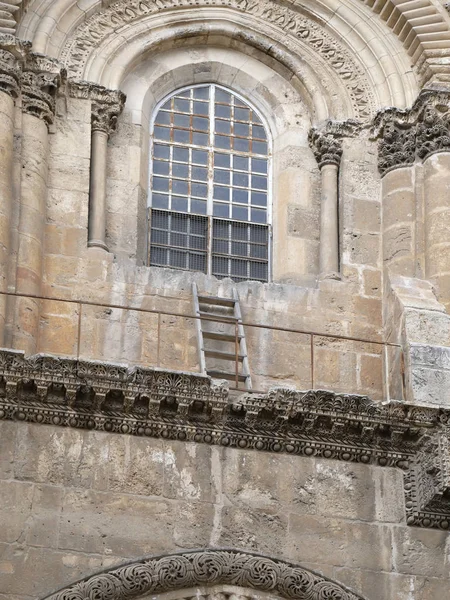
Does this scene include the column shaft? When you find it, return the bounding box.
[0,91,15,345]
[381,166,416,277]
[88,129,109,250]
[423,152,450,311]
[13,113,49,354]
[319,164,339,275]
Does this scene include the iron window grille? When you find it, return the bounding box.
[148,84,271,282]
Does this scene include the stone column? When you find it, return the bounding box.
[377,117,417,277]
[417,99,450,312]
[88,90,126,251]
[13,56,62,353]
[0,42,21,345]
[309,128,342,277]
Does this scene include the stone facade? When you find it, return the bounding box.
[2,1,450,599]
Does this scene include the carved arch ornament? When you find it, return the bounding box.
[57,0,378,120]
[41,549,366,600]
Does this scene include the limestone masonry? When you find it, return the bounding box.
[2,1,450,599]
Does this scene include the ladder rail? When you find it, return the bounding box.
[233,288,253,391]
[192,283,207,375]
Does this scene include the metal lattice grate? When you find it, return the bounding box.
[149,210,208,273]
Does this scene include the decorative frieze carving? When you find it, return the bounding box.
[21,54,65,125]
[0,349,450,529]
[59,0,375,120]
[42,549,364,600]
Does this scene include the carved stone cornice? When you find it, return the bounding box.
[21,54,65,126]
[42,549,365,600]
[1,349,450,529]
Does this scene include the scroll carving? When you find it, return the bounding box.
[42,549,364,600]
[1,349,450,529]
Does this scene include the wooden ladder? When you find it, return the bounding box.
[192,283,252,390]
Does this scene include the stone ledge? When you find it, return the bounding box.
[0,349,450,529]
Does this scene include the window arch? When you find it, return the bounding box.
[148,84,271,283]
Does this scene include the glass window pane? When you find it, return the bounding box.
[213,203,229,218]
[173,163,189,178]
[192,183,207,198]
[173,180,188,195]
[234,138,250,152]
[193,101,208,115]
[174,98,190,112]
[234,123,249,137]
[153,177,169,192]
[193,87,209,100]
[215,135,231,149]
[216,120,231,135]
[251,175,268,190]
[232,189,248,204]
[214,186,229,201]
[193,116,208,131]
[215,105,231,119]
[215,153,230,168]
[174,113,190,128]
[251,209,267,223]
[173,147,189,162]
[252,141,268,155]
[153,161,170,176]
[214,169,230,184]
[192,132,208,146]
[234,156,248,171]
[173,129,190,144]
[251,191,267,206]
[192,150,208,165]
[191,199,207,215]
[154,144,170,159]
[154,126,170,141]
[155,111,171,125]
[192,166,207,181]
[152,193,169,209]
[216,89,231,103]
[235,107,250,121]
[172,197,189,212]
[232,205,248,221]
[252,158,267,173]
[252,125,266,140]
[233,172,249,187]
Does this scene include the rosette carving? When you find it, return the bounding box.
[41,549,365,600]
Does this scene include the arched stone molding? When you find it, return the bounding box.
[41,549,367,600]
[16,0,418,113]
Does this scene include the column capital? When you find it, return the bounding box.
[21,54,65,126]
[0,35,29,100]
[372,109,417,177]
[308,121,358,169]
[70,82,126,136]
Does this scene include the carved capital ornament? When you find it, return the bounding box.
[21,54,65,125]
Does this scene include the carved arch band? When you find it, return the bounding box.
[41,549,367,600]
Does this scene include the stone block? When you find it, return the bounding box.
[0,480,33,543]
[58,489,173,557]
[352,198,380,233]
[0,422,16,479]
[25,485,64,548]
[391,525,448,577]
[362,269,381,297]
[163,440,213,502]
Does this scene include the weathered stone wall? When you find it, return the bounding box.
[0,419,448,600]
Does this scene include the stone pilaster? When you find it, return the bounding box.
[13,54,64,354]
[309,124,343,278]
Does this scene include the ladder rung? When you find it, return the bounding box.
[207,370,248,382]
[205,350,245,361]
[199,311,238,323]
[198,295,236,307]
[203,331,243,342]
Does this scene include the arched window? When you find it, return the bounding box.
[148,84,271,283]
